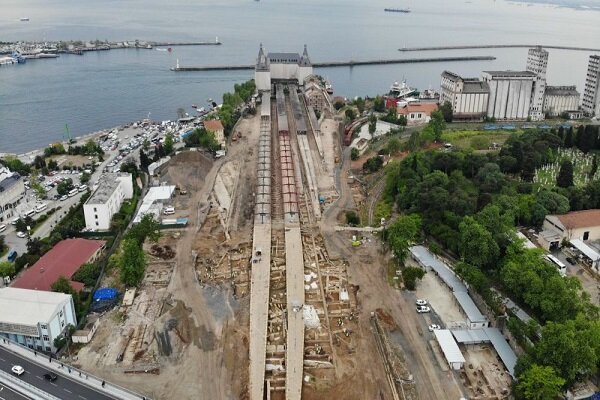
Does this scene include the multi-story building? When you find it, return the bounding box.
[304,80,332,114]
[482,71,537,120]
[203,119,225,148]
[0,287,76,353]
[83,172,133,231]
[543,86,580,117]
[254,44,313,92]
[0,166,25,224]
[440,71,490,120]
[526,46,549,121]
[582,55,600,117]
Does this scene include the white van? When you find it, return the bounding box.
[24,209,36,218]
[0,224,6,233]
[78,184,88,192]
[163,206,175,215]
[68,188,78,197]
[34,203,47,213]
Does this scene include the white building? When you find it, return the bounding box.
[83,173,133,231]
[543,86,581,117]
[482,71,537,120]
[0,287,76,353]
[440,71,490,120]
[0,166,25,224]
[582,55,600,117]
[254,44,313,92]
[133,185,175,223]
[526,46,549,121]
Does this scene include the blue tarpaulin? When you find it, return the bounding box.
[93,288,118,302]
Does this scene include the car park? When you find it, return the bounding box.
[428,324,441,332]
[415,299,428,306]
[43,372,58,381]
[11,365,25,376]
[416,306,431,313]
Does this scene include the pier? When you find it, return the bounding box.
[399,44,600,52]
[171,55,496,71]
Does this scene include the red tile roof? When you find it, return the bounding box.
[12,238,106,292]
[397,102,439,116]
[203,119,224,132]
[555,209,600,230]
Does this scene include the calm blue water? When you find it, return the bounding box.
[1,0,599,153]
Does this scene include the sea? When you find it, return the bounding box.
[1,0,599,154]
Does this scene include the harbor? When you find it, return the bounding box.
[171,55,496,71]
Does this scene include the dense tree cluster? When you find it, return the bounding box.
[218,80,256,136]
[382,126,600,395]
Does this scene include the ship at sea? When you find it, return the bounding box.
[384,8,410,13]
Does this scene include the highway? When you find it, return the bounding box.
[0,383,29,400]
[0,347,116,400]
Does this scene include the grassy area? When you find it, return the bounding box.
[534,148,599,188]
[441,129,522,150]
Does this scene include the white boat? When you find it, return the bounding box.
[20,17,29,21]
[389,80,416,99]
[0,56,17,66]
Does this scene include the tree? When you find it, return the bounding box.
[385,214,422,265]
[362,156,384,173]
[164,133,174,155]
[15,216,33,234]
[345,108,356,121]
[428,110,446,141]
[126,214,161,244]
[139,149,151,172]
[33,155,46,169]
[56,178,74,196]
[71,263,101,287]
[402,267,425,290]
[556,160,574,188]
[590,155,598,178]
[26,238,43,256]
[0,261,15,278]
[373,96,385,112]
[0,235,5,252]
[334,100,344,110]
[458,216,499,269]
[353,97,365,114]
[350,148,360,161]
[516,364,565,400]
[51,276,80,315]
[80,172,91,184]
[345,211,360,226]
[385,137,401,155]
[439,101,453,123]
[368,114,377,134]
[120,238,146,286]
[564,127,574,147]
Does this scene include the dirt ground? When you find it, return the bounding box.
[415,268,466,327]
[48,154,97,169]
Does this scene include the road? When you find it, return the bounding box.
[0,383,29,400]
[0,347,116,400]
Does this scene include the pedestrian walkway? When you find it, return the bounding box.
[0,338,149,400]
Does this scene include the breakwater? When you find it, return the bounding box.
[171,55,496,71]
[399,44,600,52]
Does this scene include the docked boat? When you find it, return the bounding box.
[192,104,198,108]
[389,80,416,99]
[325,81,333,94]
[0,56,17,66]
[384,8,410,13]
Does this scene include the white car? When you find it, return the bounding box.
[428,324,441,332]
[16,231,27,238]
[416,306,431,313]
[11,365,25,376]
[163,206,175,215]
[415,299,428,306]
[60,195,68,201]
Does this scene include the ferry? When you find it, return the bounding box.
[384,8,410,13]
[389,80,416,99]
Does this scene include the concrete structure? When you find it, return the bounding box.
[133,185,175,223]
[410,245,489,328]
[433,329,465,370]
[540,209,600,250]
[397,102,438,125]
[482,70,536,120]
[71,314,100,344]
[254,44,313,91]
[0,287,76,352]
[452,327,517,377]
[203,119,225,148]
[303,79,332,113]
[84,173,133,231]
[582,55,600,117]
[526,46,548,121]
[543,86,580,117]
[0,166,25,223]
[440,71,490,120]
[11,238,105,292]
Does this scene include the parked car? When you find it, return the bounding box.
[43,373,58,381]
[60,195,68,202]
[415,299,428,306]
[428,324,441,332]
[416,306,431,313]
[11,365,25,376]
[566,257,577,265]
[163,206,175,215]
[16,231,27,238]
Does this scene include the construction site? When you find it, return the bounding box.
[71,48,509,399]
